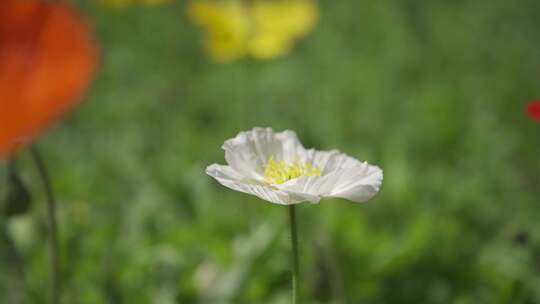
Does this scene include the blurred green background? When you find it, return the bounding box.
[2,0,540,303]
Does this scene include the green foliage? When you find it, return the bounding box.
[2,162,32,219]
[2,0,540,303]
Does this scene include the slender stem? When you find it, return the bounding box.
[30,146,60,304]
[288,205,299,304]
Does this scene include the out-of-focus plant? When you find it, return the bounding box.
[188,0,318,62]
[0,0,98,303]
[96,0,170,8]
[526,101,540,123]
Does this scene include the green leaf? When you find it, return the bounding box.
[2,163,31,218]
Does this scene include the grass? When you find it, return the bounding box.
[2,0,540,303]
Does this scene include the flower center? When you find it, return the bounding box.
[263,157,321,184]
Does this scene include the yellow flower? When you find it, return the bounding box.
[188,0,318,62]
[97,0,169,8]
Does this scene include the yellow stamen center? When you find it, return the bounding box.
[263,157,321,184]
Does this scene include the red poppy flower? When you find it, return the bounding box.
[527,101,540,123]
[0,0,98,158]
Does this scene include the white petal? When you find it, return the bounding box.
[206,164,312,205]
[281,189,321,204]
[324,164,383,202]
[302,149,362,174]
[222,127,306,180]
[278,161,383,203]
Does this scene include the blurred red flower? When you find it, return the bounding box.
[527,101,540,123]
[0,0,98,158]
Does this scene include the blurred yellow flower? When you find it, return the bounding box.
[97,0,169,8]
[188,0,319,62]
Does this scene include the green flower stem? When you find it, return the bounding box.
[30,146,60,304]
[288,205,299,304]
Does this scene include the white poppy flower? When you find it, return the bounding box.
[206,127,383,205]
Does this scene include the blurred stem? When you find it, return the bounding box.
[288,205,299,304]
[30,146,60,304]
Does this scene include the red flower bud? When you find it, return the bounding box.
[527,101,540,123]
